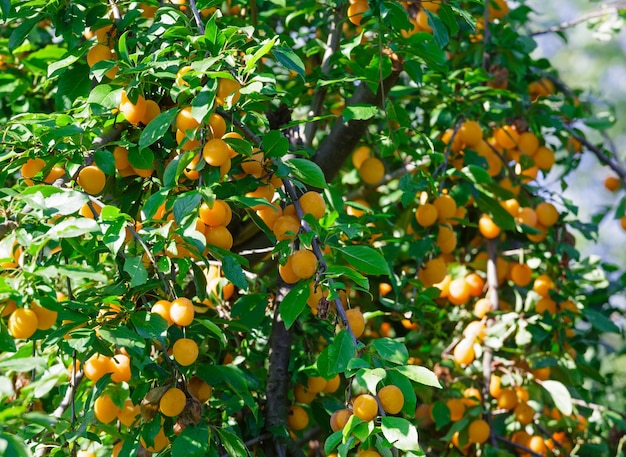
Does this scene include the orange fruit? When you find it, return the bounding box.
[468,419,490,444]
[199,200,231,227]
[415,203,438,227]
[172,338,199,366]
[446,398,466,421]
[533,274,554,297]
[205,225,234,250]
[347,0,369,26]
[510,263,532,287]
[169,297,194,326]
[533,146,555,171]
[279,256,300,284]
[140,427,169,452]
[202,138,230,167]
[462,387,482,406]
[273,215,300,241]
[421,257,447,284]
[95,25,115,44]
[110,353,131,383]
[433,195,457,222]
[77,165,106,195]
[517,132,539,156]
[117,399,140,427]
[324,374,341,393]
[604,176,621,192]
[489,374,501,398]
[8,308,39,339]
[216,78,241,106]
[330,408,352,432]
[141,99,161,125]
[241,150,265,177]
[448,278,471,306]
[514,402,534,425]
[159,387,187,417]
[287,404,309,430]
[208,113,226,138]
[458,120,483,147]
[113,146,131,170]
[84,354,112,382]
[94,393,121,423]
[478,214,500,239]
[290,250,318,279]
[453,338,475,365]
[436,224,457,254]
[353,394,378,421]
[299,192,326,219]
[352,145,371,169]
[527,435,547,456]
[31,302,57,330]
[306,376,327,393]
[359,157,385,184]
[535,297,556,315]
[119,91,147,125]
[345,308,365,338]
[535,202,558,227]
[188,376,212,402]
[494,125,519,149]
[464,273,485,297]
[377,385,404,414]
[151,300,173,326]
[497,388,518,410]
[87,44,114,68]
[294,384,316,404]
[473,297,492,318]
[176,106,200,132]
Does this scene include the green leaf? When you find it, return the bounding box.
[173,191,201,224]
[541,380,572,416]
[216,428,249,457]
[336,246,389,276]
[131,311,168,343]
[0,432,33,457]
[0,0,10,20]
[583,308,620,333]
[222,256,247,290]
[381,416,421,451]
[231,294,267,330]
[172,424,209,457]
[262,130,289,158]
[279,281,309,329]
[387,369,418,417]
[44,190,89,216]
[426,10,449,48]
[46,218,100,239]
[475,192,516,231]
[196,318,227,346]
[324,430,343,455]
[0,321,16,353]
[284,158,327,189]
[139,108,177,151]
[94,149,116,176]
[128,147,155,170]
[245,37,277,74]
[9,17,39,51]
[393,365,442,389]
[342,105,378,122]
[371,338,408,364]
[123,256,148,288]
[328,330,357,373]
[272,44,306,79]
[357,368,387,394]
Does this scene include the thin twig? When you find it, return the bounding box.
[495,435,548,457]
[483,238,500,447]
[482,0,491,69]
[531,4,623,36]
[188,0,206,35]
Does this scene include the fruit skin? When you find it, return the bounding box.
[159,387,187,417]
[345,308,365,338]
[359,157,385,184]
[330,408,352,432]
[119,91,147,125]
[290,250,318,279]
[172,338,199,366]
[77,165,106,195]
[110,353,132,383]
[468,419,490,444]
[94,393,121,423]
[453,337,475,365]
[8,308,39,339]
[377,385,404,414]
[188,376,212,402]
[415,203,438,227]
[299,191,326,219]
[169,297,194,326]
[84,354,112,382]
[287,404,309,430]
[353,394,379,421]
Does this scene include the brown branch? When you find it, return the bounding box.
[303,8,344,147]
[264,284,293,456]
[531,4,623,36]
[482,0,491,70]
[188,0,206,35]
[495,435,548,457]
[313,65,403,182]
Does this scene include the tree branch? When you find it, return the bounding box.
[188,0,206,35]
[313,65,403,182]
[531,4,623,36]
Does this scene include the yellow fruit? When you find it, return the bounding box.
[535,202,558,227]
[352,145,371,169]
[172,338,199,366]
[141,427,169,453]
[345,308,365,338]
[119,91,147,125]
[216,78,241,106]
[169,297,194,326]
[347,0,369,26]
[510,263,532,287]
[279,256,300,284]
[330,408,352,432]
[118,399,140,426]
[306,376,327,393]
[494,125,519,149]
[110,353,131,383]
[446,398,466,422]
[468,419,490,444]
[448,278,471,306]
[208,112,226,138]
[473,297,492,319]
[378,385,404,414]
[533,146,555,171]
[604,176,621,192]
[533,274,554,297]
[188,376,212,402]
[299,191,326,219]
[287,404,309,430]
[458,120,483,147]
[415,203,438,227]
[324,374,340,393]
[199,200,231,227]
[151,300,173,326]
[514,402,535,425]
[497,388,518,410]
[205,225,234,250]
[94,393,121,423]
[433,195,457,222]
[353,394,378,421]
[478,214,500,239]
[453,338,475,365]
[159,387,187,417]
[290,250,318,279]
[294,384,317,404]
[176,106,200,132]
[202,138,230,167]
[31,302,57,330]
[359,157,385,184]
[84,354,112,382]
[141,99,161,125]
[77,165,106,195]
[8,308,39,339]
[273,215,300,241]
